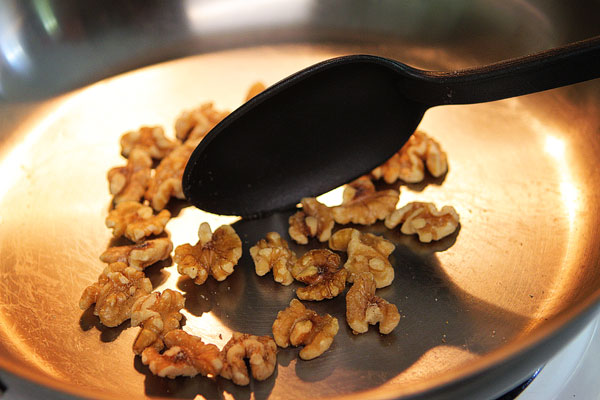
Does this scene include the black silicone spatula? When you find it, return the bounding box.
[183,37,600,218]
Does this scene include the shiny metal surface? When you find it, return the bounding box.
[1,2,600,400]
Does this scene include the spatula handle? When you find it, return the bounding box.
[401,36,600,106]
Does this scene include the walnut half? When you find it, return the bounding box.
[174,223,242,285]
[291,249,347,301]
[145,143,195,211]
[250,232,296,286]
[105,201,171,243]
[107,147,152,205]
[174,102,229,144]
[346,272,400,335]
[332,177,399,225]
[272,299,339,360]
[79,262,152,327]
[371,130,448,183]
[120,126,178,160]
[141,329,223,379]
[385,202,460,243]
[100,238,173,270]
[329,228,395,288]
[131,289,185,355]
[219,332,277,386]
[288,197,335,244]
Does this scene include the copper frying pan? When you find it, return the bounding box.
[1,1,600,399]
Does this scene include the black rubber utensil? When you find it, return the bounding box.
[183,37,600,218]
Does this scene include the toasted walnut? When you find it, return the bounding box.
[244,81,266,102]
[272,299,339,360]
[120,126,178,160]
[145,143,195,211]
[249,232,296,286]
[130,289,185,354]
[219,332,277,386]
[290,249,347,301]
[107,148,152,205]
[100,238,173,270]
[346,272,400,335]
[329,228,395,288]
[385,202,459,243]
[331,177,399,225]
[174,223,242,285]
[105,201,170,243]
[141,329,222,379]
[79,262,152,327]
[174,102,229,144]
[371,130,448,184]
[288,197,335,244]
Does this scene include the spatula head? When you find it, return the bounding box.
[182,56,425,218]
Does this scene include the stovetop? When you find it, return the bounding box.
[517,314,600,400]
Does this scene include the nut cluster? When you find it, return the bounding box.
[80,82,460,389]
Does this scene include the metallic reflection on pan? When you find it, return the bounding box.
[1,40,600,400]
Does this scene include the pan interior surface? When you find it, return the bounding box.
[1,44,600,399]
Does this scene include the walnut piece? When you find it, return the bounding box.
[107,148,152,205]
[131,289,185,354]
[79,262,152,327]
[291,249,347,301]
[174,102,229,144]
[272,299,339,360]
[100,238,173,270]
[145,143,195,211]
[249,232,296,286]
[331,177,399,225]
[288,197,335,244]
[371,130,448,183]
[120,126,178,160]
[385,202,460,243]
[220,332,277,386]
[329,228,395,288]
[105,201,171,243]
[174,223,242,285]
[141,329,223,379]
[244,81,266,101]
[346,272,400,335]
